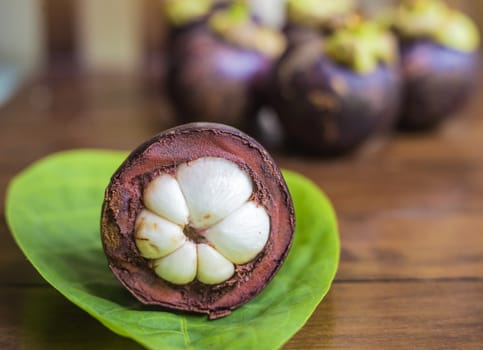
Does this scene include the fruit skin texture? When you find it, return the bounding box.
[167,28,275,130]
[398,40,479,130]
[388,0,480,130]
[271,43,400,156]
[101,123,294,319]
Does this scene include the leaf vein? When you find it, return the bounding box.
[180,318,193,349]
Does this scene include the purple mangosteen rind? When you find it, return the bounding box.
[167,27,275,129]
[166,2,286,130]
[388,1,480,130]
[101,122,295,319]
[273,49,400,155]
[271,19,401,156]
[397,40,479,130]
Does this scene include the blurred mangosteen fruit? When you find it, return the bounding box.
[167,1,286,130]
[271,18,401,156]
[101,122,295,319]
[390,0,480,130]
[163,0,231,43]
[284,0,357,47]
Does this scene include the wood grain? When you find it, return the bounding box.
[285,281,483,350]
[0,72,482,349]
[0,286,144,350]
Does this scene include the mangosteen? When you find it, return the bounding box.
[284,0,357,47]
[167,2,286,130]
[389,0,480,130]
[101,122,295,319]
[270,19,401,156]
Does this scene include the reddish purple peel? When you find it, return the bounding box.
[101,122,295,319]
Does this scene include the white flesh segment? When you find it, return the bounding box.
[176,157,253,228]
[135,210,186,259]
[204,201,270,264]
[144,174,189,226]
[152,241,197,285]
[197,244,235,285]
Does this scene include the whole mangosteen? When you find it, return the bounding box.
[167,1,286,130]
[390,0,480,130]
[271,18,401,156]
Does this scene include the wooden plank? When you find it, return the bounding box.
[0,281,481,349]
[1,74,483,284]
[0,286,143,349]
[285,281,483,350]
[338,212,483,280]
[0,71,482,349]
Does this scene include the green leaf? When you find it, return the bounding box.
[5,150,339,350]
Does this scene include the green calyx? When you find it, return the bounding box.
[392,0,480,52]
[287,0,356,28]
[209,2,287,59]
[209,1,250,33]
[324,19,398,74]
[164,0,215,26]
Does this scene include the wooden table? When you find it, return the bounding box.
[0,72,482,349]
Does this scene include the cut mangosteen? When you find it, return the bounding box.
[166,2,286,130]
[271,19,401,156]
[390,0,480,130]
[101,122,295,319]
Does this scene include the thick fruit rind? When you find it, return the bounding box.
[101,122,295,319]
